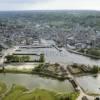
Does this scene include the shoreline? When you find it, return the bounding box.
[0,67,100,96]
[0,69,69,81]
[67,48,100,59]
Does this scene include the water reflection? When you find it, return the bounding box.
[15,47,100,66]
[0,73,74,93]
[76,74,100,94]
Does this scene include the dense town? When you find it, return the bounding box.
[0,11,100,100]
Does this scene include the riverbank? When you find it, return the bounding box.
[1,67,68,81]
[67,48,100,59]
[2,84,79,100]
[0,63,38,74]
[32,70,69,81]
[33,63,69,81]
[0,64,68,81]
[0,62,68,81]
[1,84,79,100]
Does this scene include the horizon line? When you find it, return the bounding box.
[0,9,100,12]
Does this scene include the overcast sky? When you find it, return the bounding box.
[0,0,100,11]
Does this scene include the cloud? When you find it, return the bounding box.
[0,0,30,4]
[27,0,100,10]
[0,0,100,11]
[0,0,51,10]
[0,0,48,4]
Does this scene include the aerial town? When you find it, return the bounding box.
[0,11,100,100]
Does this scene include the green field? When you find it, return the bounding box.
[0,81,7,95]
[1,83,79,100]
[18,89,57,100]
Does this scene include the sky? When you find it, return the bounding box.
[0,0,100,11]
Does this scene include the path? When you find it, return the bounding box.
[67,70,94,100]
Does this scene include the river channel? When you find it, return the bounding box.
[0,73,74,93]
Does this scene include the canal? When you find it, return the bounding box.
[0,73,75,93]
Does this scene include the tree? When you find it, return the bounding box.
[5,55,30,62]
[86,49,100,57]
[72,63,78,68]
[91,65,99,74]
[5,55,13,62]
[39,54,45,62]
[54,63,60,67]
[25,56,30,62]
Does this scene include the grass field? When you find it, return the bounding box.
[3,85,57,100]
[2,84,79,100]
[0,81,7,95]
[3,84,28,100]
[19,89,57,100]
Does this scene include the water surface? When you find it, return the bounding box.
[15,47,100,66]
[76,74,100,94]
[0,73,74,93]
